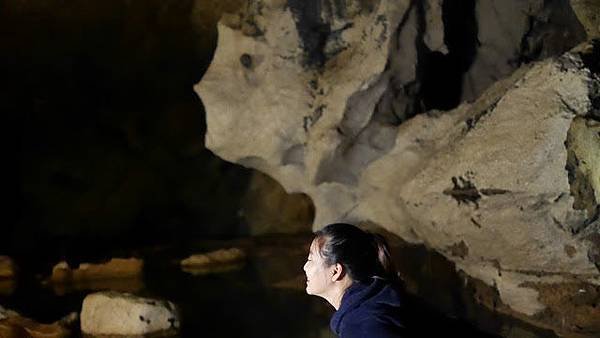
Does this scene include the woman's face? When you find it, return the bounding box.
[303,238,335,297]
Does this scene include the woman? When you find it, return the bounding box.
[303,223,406,338]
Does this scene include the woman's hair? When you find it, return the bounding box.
[314,223,398,283]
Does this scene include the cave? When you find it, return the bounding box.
[1,0,599,337]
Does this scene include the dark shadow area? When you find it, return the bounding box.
[0,0,250,274]
[418,0,478,111]
[388,237,560,338]
[515,0,587,65]
[581,39,600,75]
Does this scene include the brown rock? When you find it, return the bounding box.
[0,256,16,279]
[50,257,143,283]
[0,311,71,338]
[570,0,600,38]
[180,248,246,275]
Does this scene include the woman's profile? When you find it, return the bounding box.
[303,222,406,337]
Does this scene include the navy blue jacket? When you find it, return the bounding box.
[330,277,405,338]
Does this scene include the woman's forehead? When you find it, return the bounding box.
[309,239,318,253]
[309,237,325,255]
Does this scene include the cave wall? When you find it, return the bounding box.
[196,0,600,335]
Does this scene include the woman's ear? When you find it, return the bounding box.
[331,263,345,282]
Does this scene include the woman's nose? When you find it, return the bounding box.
[303,261,308,272]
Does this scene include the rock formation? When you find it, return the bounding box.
[180,247,246,275]
[48,257,144,295]
[241,171,314,235]
[80,292,179,336]
[0,306,75,338]
[195,0,600,334]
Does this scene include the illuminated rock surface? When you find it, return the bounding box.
[196,0,600,334]
[80,292,179,336]
[0,307,75,338]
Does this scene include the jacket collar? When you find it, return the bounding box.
[330,276,389,335]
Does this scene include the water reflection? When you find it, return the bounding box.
[0,280,15,297]
[47,277,144,296]
[181,263,245,276]
[0,234,560,337]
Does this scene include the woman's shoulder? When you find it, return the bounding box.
[340,280,405,336]
[341,313,406,338]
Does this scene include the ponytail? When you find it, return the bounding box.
[370,232,399,283]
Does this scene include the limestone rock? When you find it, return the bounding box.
[566,117,600,217]
[181,247,246,266]
[50,257,143,283]
[80,292,179,336]
[195,0,600,333]
[422,0,446,54]
[180,248,246,275]
[0,256,16,279]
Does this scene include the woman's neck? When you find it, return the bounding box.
[325,278,354,310]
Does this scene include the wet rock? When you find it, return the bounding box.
[180,248,246,275]
[80,292,179,336]
[0,256,16,279]
[50,257,143,283]
[0,307,73,338]
[48,258,144,295]
[181,248,246,266]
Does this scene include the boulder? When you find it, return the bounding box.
[80,292,179,336]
